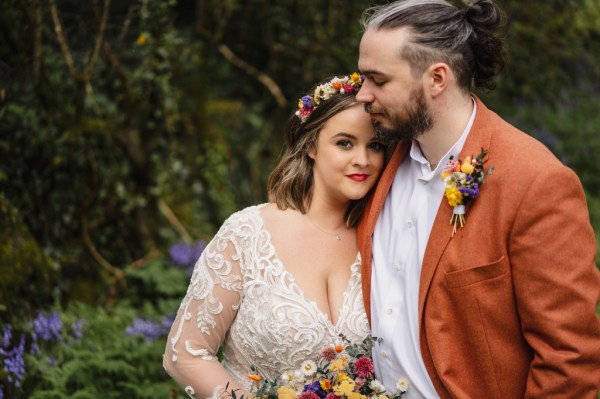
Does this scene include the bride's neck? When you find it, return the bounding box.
[306,199,349,230]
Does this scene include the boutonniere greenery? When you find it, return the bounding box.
[441,149,493,237]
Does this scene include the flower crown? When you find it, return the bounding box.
[295,72,365,122]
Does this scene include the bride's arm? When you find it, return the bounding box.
[163,225,250,399]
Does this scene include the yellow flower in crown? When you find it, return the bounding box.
[277,386,298,399]
[350,72,362,85]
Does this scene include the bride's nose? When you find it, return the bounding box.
[352,148,369,167]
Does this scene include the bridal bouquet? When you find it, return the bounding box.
[229,336,408,399]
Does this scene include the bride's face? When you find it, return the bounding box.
[309,104,385,205]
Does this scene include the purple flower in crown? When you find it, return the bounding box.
[301,95,313,109]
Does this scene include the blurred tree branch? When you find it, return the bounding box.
[48,0,78,80]
[216,43,287,108]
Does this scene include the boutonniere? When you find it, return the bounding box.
[441,148,494,237]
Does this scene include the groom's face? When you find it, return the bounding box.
[356,27,433,144]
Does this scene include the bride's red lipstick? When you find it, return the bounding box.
[347,174,369,182]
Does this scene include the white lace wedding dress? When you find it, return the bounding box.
[164,205,370,399]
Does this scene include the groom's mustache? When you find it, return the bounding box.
[364,103,382,114]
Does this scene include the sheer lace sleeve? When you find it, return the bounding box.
[163,213,246,399]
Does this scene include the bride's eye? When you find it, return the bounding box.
[368,141,385,152]
[336,140,352,149]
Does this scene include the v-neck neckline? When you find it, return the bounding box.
[256,207,360,328]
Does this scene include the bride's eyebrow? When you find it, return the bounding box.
[331,133,356,140]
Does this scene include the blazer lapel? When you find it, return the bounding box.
[361,140,410,323]
[418,96,494,323]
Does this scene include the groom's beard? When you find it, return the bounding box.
[366,87,433,145]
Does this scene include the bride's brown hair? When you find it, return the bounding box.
[268,79,385,227]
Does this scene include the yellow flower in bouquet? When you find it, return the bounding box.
[278,386,297,399]
[333,376,355,396]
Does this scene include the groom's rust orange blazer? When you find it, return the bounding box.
[358,97,600,398]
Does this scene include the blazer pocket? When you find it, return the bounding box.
[445,256,508,289]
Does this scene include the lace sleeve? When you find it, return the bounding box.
[163,215,247,399]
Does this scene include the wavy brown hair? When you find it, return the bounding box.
[268,80,385,227]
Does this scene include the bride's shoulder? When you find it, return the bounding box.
[257,202,300,225]
[221,203,266,227]
[218,203,297,237]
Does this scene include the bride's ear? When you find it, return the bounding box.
[307,145,317,160]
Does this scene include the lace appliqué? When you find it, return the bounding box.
[169,213,245,362]
[169,205,369,395]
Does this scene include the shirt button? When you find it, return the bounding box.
[396,263,402,271]
[387,308,393,315]
[406,220,413,228]
[381,351,388,358]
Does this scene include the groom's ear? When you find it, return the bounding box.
[427,62,449,98]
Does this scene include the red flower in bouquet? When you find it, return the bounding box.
[353,357,374,378]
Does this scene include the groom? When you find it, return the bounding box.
[355,0,600,398]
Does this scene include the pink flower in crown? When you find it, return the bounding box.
[342,83,354,93]
[299,107,313,119]
[354,357,374,378]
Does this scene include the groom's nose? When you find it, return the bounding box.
[356,80,375,104]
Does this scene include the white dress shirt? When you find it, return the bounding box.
[371,101,476,399]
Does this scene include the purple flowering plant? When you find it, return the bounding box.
[125,314,174,343]
[169,240,206,275]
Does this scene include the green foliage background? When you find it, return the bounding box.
[0,0,599,397]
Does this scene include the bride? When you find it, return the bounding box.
[163,73,387,399]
